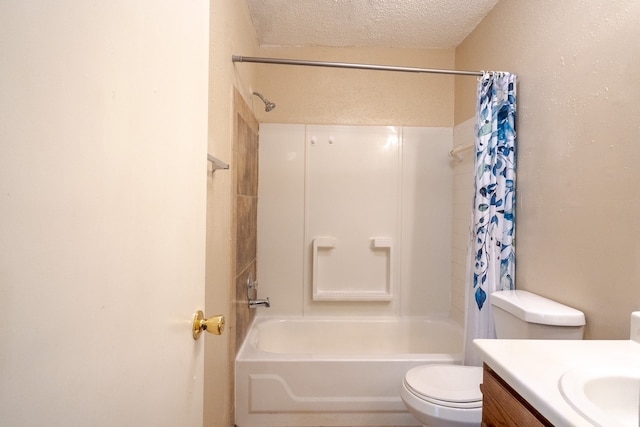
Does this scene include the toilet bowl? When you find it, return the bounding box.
[400,290,586,426]
[401,365,483,427]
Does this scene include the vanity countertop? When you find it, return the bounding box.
[474,337,640,426]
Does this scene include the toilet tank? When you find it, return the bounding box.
[491,290,585,340]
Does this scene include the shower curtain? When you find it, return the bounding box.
[463,72,517,366]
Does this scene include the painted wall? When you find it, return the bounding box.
[454,0,640,339]
[251,46,456,126]
[206,2,260,426]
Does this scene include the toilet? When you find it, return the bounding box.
[400,290,586,427]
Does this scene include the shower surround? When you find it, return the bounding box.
[235,123,464,426]
[256,123,454,317]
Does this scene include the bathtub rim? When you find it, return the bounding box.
[237,315,464,362]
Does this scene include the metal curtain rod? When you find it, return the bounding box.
[232,55,484,77]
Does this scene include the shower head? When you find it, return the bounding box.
[252,91,276,112]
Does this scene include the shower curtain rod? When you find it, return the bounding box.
[232,55,484,77]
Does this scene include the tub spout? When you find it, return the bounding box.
[249,297,270,309]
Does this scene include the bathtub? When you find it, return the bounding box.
[235,317,463,427]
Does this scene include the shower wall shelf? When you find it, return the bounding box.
[207,154,229,172]
[449,144,474,162]
[312,236,394,301]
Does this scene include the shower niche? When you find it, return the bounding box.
[306,126,399,301]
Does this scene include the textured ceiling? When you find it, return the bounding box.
[244,0,501,49]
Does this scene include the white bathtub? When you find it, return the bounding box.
[235,317,463,427]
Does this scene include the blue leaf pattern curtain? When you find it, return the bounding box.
[463,72,517,366]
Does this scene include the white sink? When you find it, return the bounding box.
[559,366,640,427]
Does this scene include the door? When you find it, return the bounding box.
[0,1,209,425]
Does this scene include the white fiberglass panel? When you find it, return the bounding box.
[257,124,306,315]
[401,127,454,316]
[306,125,400,301]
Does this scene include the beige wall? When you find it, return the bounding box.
[250,46,455,126]
[206,1,260,426]
[455,0,640,339]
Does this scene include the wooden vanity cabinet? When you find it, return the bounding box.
[480,364,554,427]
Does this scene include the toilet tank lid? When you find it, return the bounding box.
[491,290,586,326]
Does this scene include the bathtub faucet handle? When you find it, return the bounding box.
[247,273,259,300]
[246,273,269,308]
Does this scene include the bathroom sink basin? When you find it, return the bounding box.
[559,366,640,427]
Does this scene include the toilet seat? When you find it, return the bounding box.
[404,365,483,409]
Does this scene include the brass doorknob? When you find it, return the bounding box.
[192,310,225,340]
